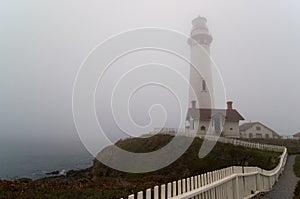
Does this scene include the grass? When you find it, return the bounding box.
[294,156,300,199]
[0,135,282,199]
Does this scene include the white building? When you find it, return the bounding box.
[185,16,244,138]
[186,101,244,138]
[239,122,281,139]
[188,16,213,109]
[292,132,300,140]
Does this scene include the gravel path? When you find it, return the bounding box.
[257,155,299,199]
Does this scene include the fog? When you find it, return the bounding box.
[1,0,300,152]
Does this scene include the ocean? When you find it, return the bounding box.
[0,139,94,180]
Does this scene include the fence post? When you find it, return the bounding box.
[234,176,240,199]
[191,176,194,190]
[173,181,177,196]
[195,175,198,189]
[167,183,172,198]
[146,189,151,199]
[182,179,186,193]
[256,168,261,192]
[204,174,208,198]
[129,194,134,199]
[161,185,166,199]
[154,186,159,199]
[178,180,182,195]
[137,191,143,199]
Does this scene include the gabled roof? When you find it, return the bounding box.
[186,108,244,122]
[293,132,300,137]
[239,122,281,137]
[239,122,256,132]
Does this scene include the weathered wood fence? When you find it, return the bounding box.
[122,136,287,199]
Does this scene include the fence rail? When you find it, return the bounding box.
[122,136,287,199]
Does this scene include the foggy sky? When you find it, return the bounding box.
[1,0,300,148]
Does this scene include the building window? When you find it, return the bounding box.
[185,120,190,129]
[256,126,261,131]
[191,120,194,130]
[202,80,206,91]
[265,134,269,138]
[230,128,233,131]
[256,133,262,138]
[201,126,206,131]
[249,133,253,138]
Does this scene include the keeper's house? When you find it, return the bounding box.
[186,101,245,138]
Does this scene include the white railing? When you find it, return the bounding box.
[122,136,287,199]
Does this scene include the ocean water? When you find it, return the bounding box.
[0,139,94,180]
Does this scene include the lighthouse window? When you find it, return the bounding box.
[189,119,194,130]
[202,80,206,91]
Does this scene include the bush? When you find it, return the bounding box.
[294,156,300,178]
[294,156,300,198]
[294,180,300,199]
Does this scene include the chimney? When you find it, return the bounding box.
[227,101,233,110]
[191,100,196,109]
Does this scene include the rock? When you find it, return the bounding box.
[15,178,32,183]
[46,170,60,175]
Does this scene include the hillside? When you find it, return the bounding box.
[0,135,281,199]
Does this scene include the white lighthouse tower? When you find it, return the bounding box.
[185,17,244,137]
[188,16,213,109]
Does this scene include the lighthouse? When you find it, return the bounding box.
[186,16,245,137]
[188,16,213,109]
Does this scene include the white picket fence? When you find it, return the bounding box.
[122,136,287,199]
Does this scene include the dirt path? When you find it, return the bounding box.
[257,155,299,199]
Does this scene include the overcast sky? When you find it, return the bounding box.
[1,0,300,149]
